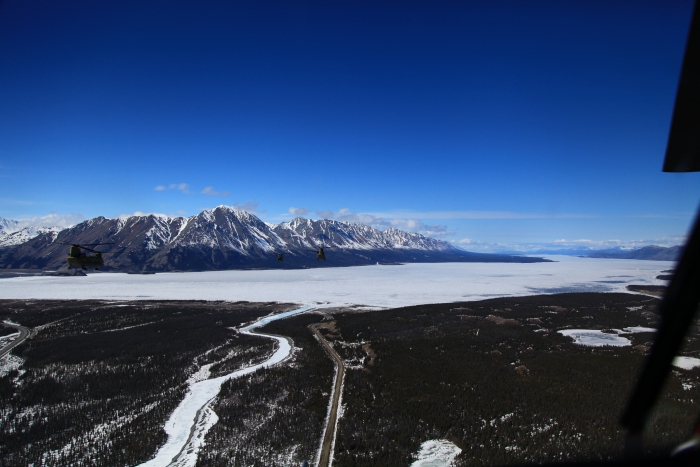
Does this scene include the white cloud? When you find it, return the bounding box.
[118,211,170,219]
[233,201,259,213]
[13,213,85,230]
[388,218,449,236]
[289,207,309,216]
[454,236,687,254]
[365,210,598,220]
[170,183,189,192]
[308,208,451,237]
[202,186,231,196]
[156,183,191,194]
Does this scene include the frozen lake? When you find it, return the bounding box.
[0,256,671,308]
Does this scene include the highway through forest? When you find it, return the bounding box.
[0,321,30,360]
[311,323,346,467]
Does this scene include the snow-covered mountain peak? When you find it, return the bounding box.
[0,208,541,271]
[212,205,254,217]
[0,217,20,234]
[271,216,456,252]
[0,226,63,249]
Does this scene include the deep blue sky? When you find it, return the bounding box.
[1,0,697,251]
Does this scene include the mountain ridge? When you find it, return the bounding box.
[0,206,547,272]
[587,245,681,261]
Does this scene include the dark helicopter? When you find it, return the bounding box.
[59,242,114,270]
[309,246,333,261]
[277,253,284,262]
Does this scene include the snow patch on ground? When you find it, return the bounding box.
[0,354,23,377]
[558,330,631,347]
[558,325,658,347]
[0,330,20,346]
[411,439,462,467]
[620,326,656,334]
[672,356,700,370]
[137,305,315,467]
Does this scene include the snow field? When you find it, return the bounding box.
[557,330,633,347]
[0,256,671,307]
[557,326,657,347]
[672,356,700,370]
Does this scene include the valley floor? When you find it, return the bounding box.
[1,291,698,466]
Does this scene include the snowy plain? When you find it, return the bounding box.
[0,256,672,308]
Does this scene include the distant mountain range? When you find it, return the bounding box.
[502,245,682,261]
[0,218,19,235]
[0,207,547,272]
[0,226,63,249]
[586,245,682,261]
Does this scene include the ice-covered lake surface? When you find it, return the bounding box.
[0,256,671,307]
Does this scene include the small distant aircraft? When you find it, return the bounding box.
[277,253,284,262]
[59,242,114,270]
[309,246,333,261]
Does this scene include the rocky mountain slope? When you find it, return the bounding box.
[0,206,547,272]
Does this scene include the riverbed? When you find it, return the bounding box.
[137,305,314,467]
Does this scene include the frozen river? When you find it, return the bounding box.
[0,256,671,307]
[138,305,315,467]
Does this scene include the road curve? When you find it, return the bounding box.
[0,321,30,360]
[311,323,346,467]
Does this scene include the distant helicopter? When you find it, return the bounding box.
[59,242,114,270]
[277,253,284,262]
[309,246,333,261]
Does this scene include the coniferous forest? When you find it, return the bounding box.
[1,293,699,466]
[328,293,700,466]
[0,300,289,466]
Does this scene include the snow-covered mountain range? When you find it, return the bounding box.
[0,226,63,249]
[0,206,545,272]
[0,217,19,236]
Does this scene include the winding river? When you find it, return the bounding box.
[138,305,315,467]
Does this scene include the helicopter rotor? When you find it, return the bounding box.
[58,242,114,254]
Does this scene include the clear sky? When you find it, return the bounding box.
[1,0,698,252]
